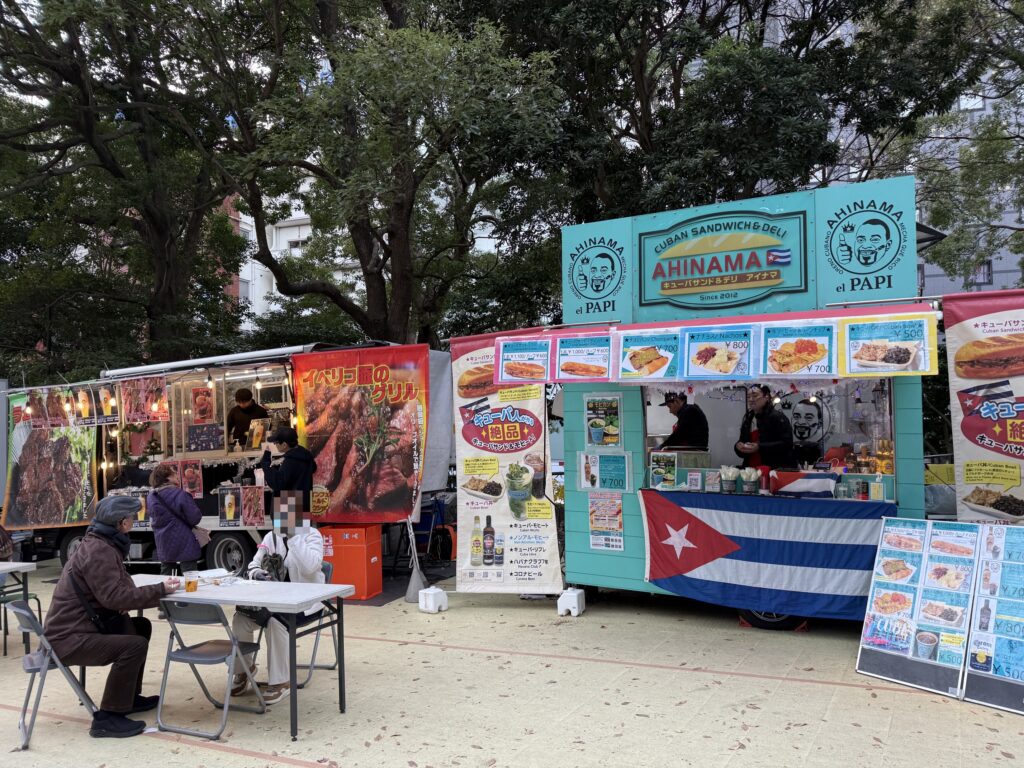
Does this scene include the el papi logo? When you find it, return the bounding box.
[567,237,626,316]
[825,197,908,293]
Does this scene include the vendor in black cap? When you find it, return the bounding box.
[260,426,318,510]
[43,496,179,738]
[658,392,709,450]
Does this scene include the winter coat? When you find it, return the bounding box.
[734,404,795,470]
[149,485,203,563]
[661,404,710,450]
[44,528,166,651]
[247,528,325,616]
[260,446,317,509]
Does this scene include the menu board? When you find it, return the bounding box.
[649,451,678,490]
[495,338,551,384]
[681,326,753,380]
[857,519,979,697]
[839,313,938,377]
[130,489,150,529]
[615,330,679,381]
[187,423,224,452]
[761,324,836,377]
[584,394,622,449]
[218,485,242,528]
[964,525,1024,715]
[578,452,630,492]
[554,335,612,381]
[588,492,624,551]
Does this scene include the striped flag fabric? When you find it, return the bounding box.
[641,490,892,620]
[765,248,792,265]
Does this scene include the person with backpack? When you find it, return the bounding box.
[147,463,203,575]
[229,501,324,704]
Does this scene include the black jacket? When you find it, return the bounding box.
[227,401,269,444]
[661,404,709,450]
[734,404,795,470]
[260,445,317,508]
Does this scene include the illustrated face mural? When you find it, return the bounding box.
[792,401,824,443]
[854,219,892,268]
[588,254,617,294]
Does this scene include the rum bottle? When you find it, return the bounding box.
[470,515,483,566]
[494,532,505,566]
[483,515,495,565]
[980,599,992,632]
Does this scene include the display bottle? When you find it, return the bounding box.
[980,599,992,632]
[983,566,991,593]
[483,515,495,565]
[987,530,995,555]
[470,515,483,566]
[584,457,591,486]
[494,533,505,566]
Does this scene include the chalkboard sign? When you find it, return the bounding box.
[187,423,224,452]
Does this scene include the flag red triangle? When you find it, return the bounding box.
[643,491,741,580]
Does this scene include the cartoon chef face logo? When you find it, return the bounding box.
[827,208,906,276]
[791,399,823,442]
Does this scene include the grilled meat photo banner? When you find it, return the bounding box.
[451,333,564,595]
[3,392,97,530]
[293,345,429,524]
[945,289,1024,524]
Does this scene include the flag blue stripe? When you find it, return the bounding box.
[650,575,867,620]
[724,535,878,571]
[656,491,893,521]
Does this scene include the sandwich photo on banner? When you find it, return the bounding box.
[944,289,1024,523]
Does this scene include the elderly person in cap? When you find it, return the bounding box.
[44,496,179,739]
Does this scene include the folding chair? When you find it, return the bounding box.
[8,600,97,751]
[1,574,43,656]
[253,562,339,689]
[157,600,265,740]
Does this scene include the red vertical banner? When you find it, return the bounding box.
[292,345,429,523]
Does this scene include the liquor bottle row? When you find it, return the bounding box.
[470,515,504,567]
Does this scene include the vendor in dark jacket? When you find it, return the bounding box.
[44,496,179,739]
[734,384,795,470]
[148,463,204,575]
[226,387,269,446]
[658,392,709,450]
[260,426,317,510]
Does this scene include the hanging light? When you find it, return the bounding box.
[109,428,119,438]
[101,460,109,471]
[150,402,159,413]
[63,401,72,412]
[206,370,215,389]
[255,378,263,391]
[809,395,817,403]
[772,397,782,405]
[109,396,117,406]
[290,414,298,427]
[24,405,32,415]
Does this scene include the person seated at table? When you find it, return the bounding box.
[44,497,179,739]
[231,498,325,704]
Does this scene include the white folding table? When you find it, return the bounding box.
[133,575,354,740]
[1,561,38,654]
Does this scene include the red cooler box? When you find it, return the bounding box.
[322,525,383,600]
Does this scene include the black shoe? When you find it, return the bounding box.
[129,694,160,713]
[89,710,146,738]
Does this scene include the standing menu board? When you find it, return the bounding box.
[858,519,979,697]
[964,525,1024,715]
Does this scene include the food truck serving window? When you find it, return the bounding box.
[642,379,895,486]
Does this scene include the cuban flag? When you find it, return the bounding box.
[641,490,892,620]
[770,471,838,498]
[766,248,791,265]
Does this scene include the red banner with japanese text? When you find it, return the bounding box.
[945,290,1024,522]
[292,345,429,524]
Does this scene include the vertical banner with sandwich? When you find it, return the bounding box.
[452,333,564,594]
[292,345,429,524]
[945,290,1024,523]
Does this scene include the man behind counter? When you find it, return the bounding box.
[734,384,795,470]
[658,392,709,450]
[226,387,269,446]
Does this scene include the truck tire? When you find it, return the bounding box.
[59,530,87,567]
[737,609,805,631]
[208,532,255,575]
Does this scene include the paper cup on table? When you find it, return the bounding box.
[914,631,938,660]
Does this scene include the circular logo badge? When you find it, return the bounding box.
[826,210,906,275]
[567,245,625,302]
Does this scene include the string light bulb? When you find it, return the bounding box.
[255,379,262,390]
[150,402,159,412]
[109,396,116,406]
[101,460,109,471]
[109,428,119,438]
[206,372,214,388]
[809,396,817,403]
[24,405,32,415]
[63,401,72,412]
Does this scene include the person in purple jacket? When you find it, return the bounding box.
[148,463,204,575]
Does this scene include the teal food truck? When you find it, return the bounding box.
[494,176,940,627]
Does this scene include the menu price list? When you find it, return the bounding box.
[964,525,1024,715]
[857,519,978,696]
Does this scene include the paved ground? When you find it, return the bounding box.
[1,561,1022,767]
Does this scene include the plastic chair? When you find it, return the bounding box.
[8,600,97,751]
[1,573,43,656]
[156,600,265,740]
[253,562,338,689]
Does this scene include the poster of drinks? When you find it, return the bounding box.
[451,332,564,594]
[584,394,621,448]
[218,485,241,528]
[944,289,1024,524]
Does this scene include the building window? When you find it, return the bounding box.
[970,261,993,287]
[958,93,984,112]
[238,278,251,303]
[287,238,309,251]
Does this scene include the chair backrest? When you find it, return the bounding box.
[321,561,333,584]
[162,600,229,627]
[8,599,44,637]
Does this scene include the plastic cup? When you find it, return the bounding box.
[914,631,938,660]
[184,571,200,593]
[588,419,605,444]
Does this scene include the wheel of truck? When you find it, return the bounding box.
[59,530,87,567]
[738,609,805,631]
[208,532,255,575]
